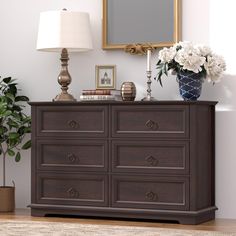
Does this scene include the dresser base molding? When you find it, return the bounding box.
[30,204,217,225]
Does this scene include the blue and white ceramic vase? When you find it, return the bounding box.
[177,71,203,101]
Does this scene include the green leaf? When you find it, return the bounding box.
[17,126,25,135]
[15,96,29,102]
[7,119,18,128]
[8,84,17,96]
[159,79,163,87]
[0,126,8,135]
[158,73,163,87]
[12,105,22,112]
[1,110,12,117]
[0,77,31,162]
[11,112,22,120]
[3,77,11,84]
[0,137,4,143]
[22,140,31,149]
[164,64,168,76]
[22,116,31,124]
[8,138,18,148]
[23,127,31,133]
[8,132,20,139]
[7,149,15,157]
[15,152,21,162]
[5,93,15,101]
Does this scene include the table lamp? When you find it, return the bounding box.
[36,9,93,101]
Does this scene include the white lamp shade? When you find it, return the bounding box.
[37,10,93,52]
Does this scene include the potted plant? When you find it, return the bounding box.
[155,41,226,101]
[0,76,31,212]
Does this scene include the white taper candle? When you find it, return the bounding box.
[147,49,151,71]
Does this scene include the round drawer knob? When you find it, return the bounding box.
[67,188,79,198]
[145,191,158,201]
[145,155,159,166]
[67,153,78,163]
[67,120,79,129]
[145,120,158,130]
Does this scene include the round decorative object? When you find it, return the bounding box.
[177,71,203,101]
[120,82,136,101]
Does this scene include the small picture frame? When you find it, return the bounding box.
[95,65,116,89]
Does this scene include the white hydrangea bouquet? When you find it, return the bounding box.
[155,41,226,86]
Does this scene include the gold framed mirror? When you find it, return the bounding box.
[102,0,181,51]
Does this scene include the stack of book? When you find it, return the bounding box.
[80,89,121,101]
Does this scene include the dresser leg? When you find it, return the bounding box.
[178,211,215,225]
[31,209,47,217]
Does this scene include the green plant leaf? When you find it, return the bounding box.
[0,76,31,163]
[8,132,20,139]
[7,119,18,128]
[22,116,31,124]
[11,112,22,120]
[15,152,21,162]
[0,126,8,135]
[158,73,163,87]
[15,96,29,102]
[2,110,12,117]
[8,138,18,148]
[12,105,22,112]
[17,126,25,135]
[0,136,5,143]
[23,127,31,133]
[7,149,15,157]
[22,140,31,150]
[164,64,168,76]
[8,84,17,96]
[3,77,11,83]
[5,93,15,101]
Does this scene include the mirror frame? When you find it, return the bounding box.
[102,0,182,50]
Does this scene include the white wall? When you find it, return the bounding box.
[0,0,235,219]
[208,0,236,219]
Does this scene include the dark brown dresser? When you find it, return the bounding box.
[29,101,217,224]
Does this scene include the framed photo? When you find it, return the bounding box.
[95,65,116,89]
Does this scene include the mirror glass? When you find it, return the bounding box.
[103,0,181,50]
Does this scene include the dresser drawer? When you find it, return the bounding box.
[112,175,189,210]
[112,140,189,174]
[36,140,108,171]
[112,105,189,138]
[36,173,108,207]
[36,106,108,137]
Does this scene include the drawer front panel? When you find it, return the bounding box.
[36,106,108,137]
[112,175,189,210]
[112,105,189,138]
[112,141,189,174]
[37,173,108,206]
[36,140,108,171]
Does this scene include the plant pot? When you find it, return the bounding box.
[0,186,15,212]
[177,71,203,101]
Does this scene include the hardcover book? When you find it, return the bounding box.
[80,95,116,101]
[82,89,111,95]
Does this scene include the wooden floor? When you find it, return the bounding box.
[0,209,236,233]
